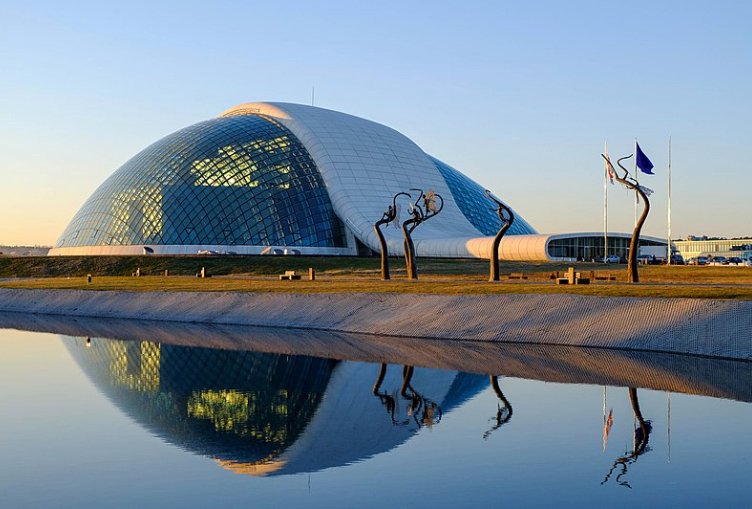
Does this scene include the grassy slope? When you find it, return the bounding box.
[1,255,751,299]
[2,276,752,299]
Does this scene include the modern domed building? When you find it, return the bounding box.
[49,102,665,260]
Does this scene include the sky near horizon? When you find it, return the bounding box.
[1,0,750,246]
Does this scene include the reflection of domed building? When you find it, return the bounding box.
[65,336,485,476]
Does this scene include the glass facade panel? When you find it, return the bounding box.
[547,236,665,261]
[431,157,536,236]
[55,115,346,249]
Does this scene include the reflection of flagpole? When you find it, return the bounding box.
[667,136,672,264]
[602,386,613,452]
[602,386,606,451]
[668,392,672,463]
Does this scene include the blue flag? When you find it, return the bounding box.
[635,142,654,175]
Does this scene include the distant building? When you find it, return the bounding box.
[0,246,50,257]
[672,237,752,261]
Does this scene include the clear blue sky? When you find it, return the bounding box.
[1,0,750,245]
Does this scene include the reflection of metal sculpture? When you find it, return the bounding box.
[401,365,442,428]
[485,190,515,282]
[372,363,403,426]
[601,387,652,489]
[401,189,444,280]
[371,363,442,428]
[374,192,411,280]
[602,153,652,283]
[483,375,513,440]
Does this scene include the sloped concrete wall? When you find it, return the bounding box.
[0,288,750,359]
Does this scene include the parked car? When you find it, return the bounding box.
[670,254,685,265]
[636,254,654,265]
[709,256,728,265]
[604,254,621,264]
[727,257,744,265]
[688,256,708,265]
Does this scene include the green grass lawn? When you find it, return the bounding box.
[3,274,752,300]
[2,255,751,299]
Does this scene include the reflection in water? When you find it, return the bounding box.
[401,365,443,428]
[601,388,653,489]
[483,376,513,440]
[66,335,665,488]
[65,337,486,476]
[371,364,443,429]
[4,324,752,507]
[68,337,336,475]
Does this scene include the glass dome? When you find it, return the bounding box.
[55,114,347,249]
[431,157,536,236]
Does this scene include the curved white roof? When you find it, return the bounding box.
[221,102,491,257]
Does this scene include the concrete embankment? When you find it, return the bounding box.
[0,288,750,360]
[3,312,752,401]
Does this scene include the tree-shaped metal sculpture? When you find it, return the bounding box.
[401,189,444,280]
[485,190,515,282]
[602,153,652,283]
[374,192,411,280]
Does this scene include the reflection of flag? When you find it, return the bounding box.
[604,148,616,184]
[636,142,655,175]
[603,409,614,451]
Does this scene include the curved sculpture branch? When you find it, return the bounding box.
[374,192,411,280]
[602,154,651,283]
[401,189,424,280]
[401,189,443,280]
[485,190,515,281]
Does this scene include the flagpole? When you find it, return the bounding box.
[667,136,672,264]
[634,139,638,227]
[604,141,608,262]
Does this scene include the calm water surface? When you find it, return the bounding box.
[1,324,750,508]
